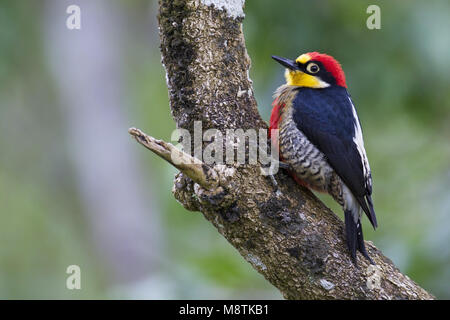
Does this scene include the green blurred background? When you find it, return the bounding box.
[0,0,449,299]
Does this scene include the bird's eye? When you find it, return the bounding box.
[306,63,320,74]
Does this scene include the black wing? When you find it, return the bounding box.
[292,87,377,228]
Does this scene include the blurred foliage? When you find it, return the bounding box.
[0,0,449,299]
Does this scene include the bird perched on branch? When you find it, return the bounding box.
[270,52,377,264]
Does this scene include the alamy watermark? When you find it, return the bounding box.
[66,265,81,290]
[366,5,381,30]
[171,121,280,176]
[66,5,81,30]
[65,4,379,31]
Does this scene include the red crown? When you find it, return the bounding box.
[307,52,347,88]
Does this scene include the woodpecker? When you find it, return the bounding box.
[270,52,377,264]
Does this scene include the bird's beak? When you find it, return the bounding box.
[272,55,298,70]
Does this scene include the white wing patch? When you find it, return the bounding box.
[348,97,372,191]
[342,183,362,223]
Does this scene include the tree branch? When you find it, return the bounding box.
[129,127,219,190]
[129,0,434,299]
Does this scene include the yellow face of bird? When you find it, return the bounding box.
[273,52,347,88]
[284,53,330,88]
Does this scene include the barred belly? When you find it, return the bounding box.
[278,106,344,206]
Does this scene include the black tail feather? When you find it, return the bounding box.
[366,195,378,228]
[344,210,375,265]
[356,195,378,229]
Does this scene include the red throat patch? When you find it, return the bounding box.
[307,52,347,88]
